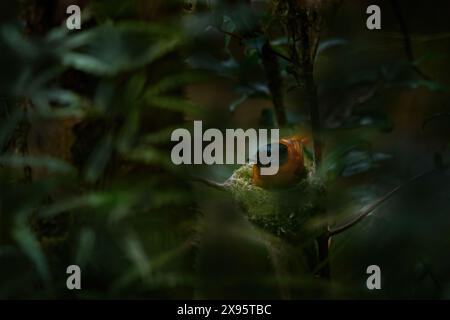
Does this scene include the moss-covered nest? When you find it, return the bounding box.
[223,164,326,243]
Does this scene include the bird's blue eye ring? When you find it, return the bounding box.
[256,143,289,168]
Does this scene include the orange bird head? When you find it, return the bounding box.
[252,136,308,189]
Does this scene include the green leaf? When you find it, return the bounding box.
[146,96,202,116]
[1,25,38,59]
[404,79,449,92]
[142,126,180,145]
[42,89,87,118]
[94,80,116,113]
[40,191,140,218]
[341,150,391,177]
[0,109,22,151]
[150,190,190,209]
[0,155,76,175]
[222,15,237,54]
[186,54,239,79]
[62,23,183,76]
[125,72,147,102]
[111,242,192,292]
[236,82,270,98]
[62,52,112,76]
[75,228,96,268]
[303,146,314,162]
[117,108,140,153]
[243,36,266,53]
[317,38,348,55]
[84,135,113,183]
[13,226,50,283]
[229,94,248,113]
[318,139,372,179]
[125,146,171,168]
[145,72,206,97]
[124,234,149,278]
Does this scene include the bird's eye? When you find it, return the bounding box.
[256,143,289,168]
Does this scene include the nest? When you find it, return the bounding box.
[223,163,326,243]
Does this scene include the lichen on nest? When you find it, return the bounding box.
[223,163,326,243]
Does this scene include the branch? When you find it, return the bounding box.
[217,27,245,43]
[422,112,450,131]
[269,49,293,64]
[261,41,287,127]
[390,0,431,80]
[287,4,322,166]
[216,27,293,64]
[190,176,226,191]
[328,167,440,237]
[215,27,290,127]
[286,0,327,277]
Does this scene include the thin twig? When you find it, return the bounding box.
[390,0,431,80]
[217,23,289,127]
[422,112,450,131]
[269,49,293,64]
[217,27,245,42]
[290,5,322,165]
[261,41,287,127]
[190,176,226,191]
[328,167,440,237]
[216,27,293,64]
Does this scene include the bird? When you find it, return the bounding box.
[252,136,308,188]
